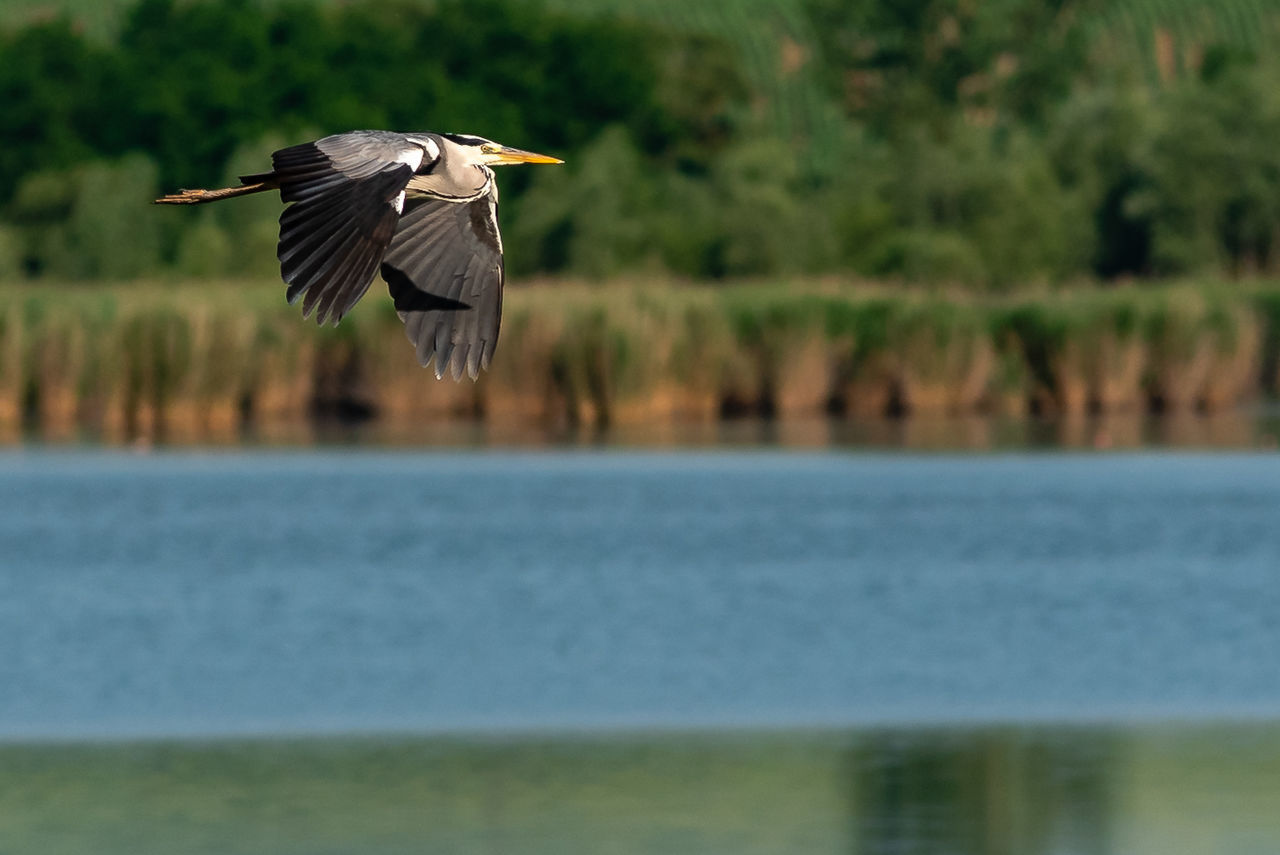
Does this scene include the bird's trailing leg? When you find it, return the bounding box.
[154,181,277,205]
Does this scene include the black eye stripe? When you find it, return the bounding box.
[441,133,491,147]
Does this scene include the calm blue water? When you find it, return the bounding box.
[2,450,1279,739]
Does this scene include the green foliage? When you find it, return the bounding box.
[0,226,22,283]
[0,19,113,199]
[803,0,1090,129]
[1132,64,1280,275]
[174,216,235,279]
[1045,83,1155,276]
[3,0,1280,285]
[707,138,822,276]
[1087,0,1280,86]
[541,0,845,169]
[9,154,164,279]
[840,120,1092,287]
[513,131,825,279]
[0,0,734,197]
[509,127,656,278]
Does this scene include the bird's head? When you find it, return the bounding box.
[441,133,563,167]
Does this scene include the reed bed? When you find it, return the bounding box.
[2,278,1278,441]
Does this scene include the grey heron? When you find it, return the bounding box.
[156,130,562,379]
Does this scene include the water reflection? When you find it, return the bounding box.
[224,408,1280,450]
[854,729,1113,855]
[9,407,1280,451]
[3,723,1277,855]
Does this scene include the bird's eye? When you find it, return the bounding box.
[481,144,497,154]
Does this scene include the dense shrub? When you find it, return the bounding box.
[2,0,1279,285]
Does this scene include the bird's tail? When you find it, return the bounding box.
[154,180,277,205]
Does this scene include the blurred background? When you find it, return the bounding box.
[3,0,1280,853]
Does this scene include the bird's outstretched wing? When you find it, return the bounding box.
[267,132,432,325]
[379,188,504,380]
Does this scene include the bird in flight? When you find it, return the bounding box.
[156,131,562,379]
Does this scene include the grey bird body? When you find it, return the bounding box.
[156,130,561,379]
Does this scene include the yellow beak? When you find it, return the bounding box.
[491,146,564,165]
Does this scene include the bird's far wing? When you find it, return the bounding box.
[379,188,504,380]
[270,132,430,325]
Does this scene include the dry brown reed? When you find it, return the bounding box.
[888,301,994,415]
[1144,290,1263,412]
[2,278,1278,441]
[1068,295,1148,414]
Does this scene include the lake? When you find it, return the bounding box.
[2,449,1279,853]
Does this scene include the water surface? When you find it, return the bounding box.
[2,450,1278,854]
[3,450,1279,736]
